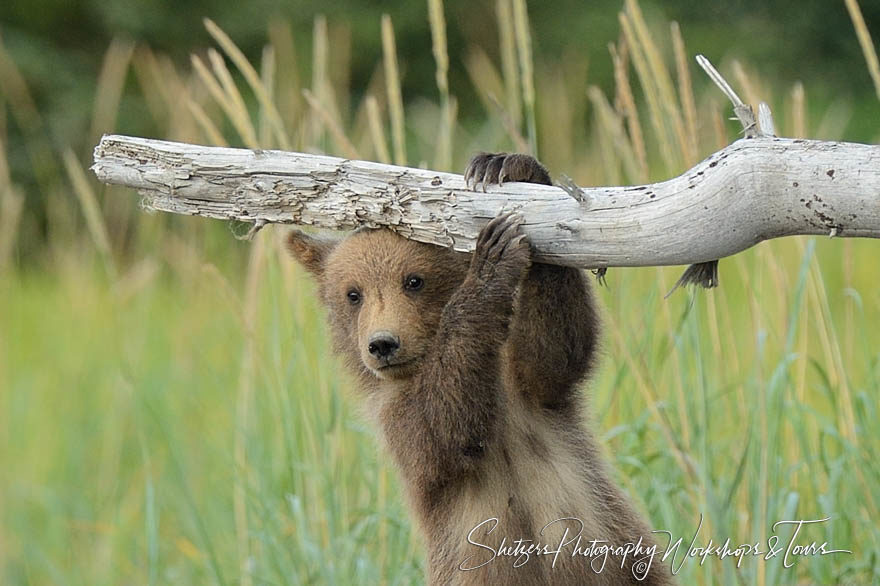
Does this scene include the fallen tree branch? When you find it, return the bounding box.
[92,133,880,268]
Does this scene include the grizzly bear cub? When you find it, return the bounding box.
[287,153,669,585]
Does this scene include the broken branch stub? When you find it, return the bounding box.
[92,134,880,269]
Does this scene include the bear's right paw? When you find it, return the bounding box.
[469,212,531,292]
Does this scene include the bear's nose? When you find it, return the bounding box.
[368,331,400,359]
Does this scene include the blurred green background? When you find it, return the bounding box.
[3,0,880,262]
[1,0,879,584]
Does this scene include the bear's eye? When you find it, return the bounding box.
[346,289,361,305]
[404,275,424,292]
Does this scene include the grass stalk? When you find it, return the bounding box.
[205,19,291,150]
[511,0,537,155]
[618,12,678,174]
[302,89,360,158]
[0,186,23,273]
[89,38,135,153]
[0,32,61,193]
[609,41,648,181]
[670,21,699,164]
[191,53,258,148]
[381,15,407,165]
[234,232,266,586]
[364,95,391,163]
[587,86,643,183]
[844,0,880,100]
[790,81,806,138]
[496,0,521,127]
[624,0,688,167]
[62,149,116,279]
[259,45,276,148]
[428,0,453,170]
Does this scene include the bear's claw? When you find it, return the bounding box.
[469,212,531,289]
[465,152,552,190]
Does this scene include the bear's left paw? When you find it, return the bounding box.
[464,152,552,190]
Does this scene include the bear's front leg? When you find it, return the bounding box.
[380,213,530,509]
[467,151,600,416]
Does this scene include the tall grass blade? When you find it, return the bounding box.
[624,0,688,166]
[381,15,407,165]
[511,0,537,155]
[844,0,880,101]
[364,95,391,163]
[0,32,60,192]
[267,21,302,134]
[496,0,522,130]
[191,53,257,147]
[463,47,505,117]
[587,86,643,183]
[89,38,135,152]
[309,15,330,150]
[207,48,259,148]
[185,97,229,146]
[732,60,761,108]
[670,22,699,164]
[259,45,276,147]
[790,82,806,138]
[428,0,453,170]
[0,186,23,273]
[63,149,116,278]
[609,41,648,181]
[302,89,360,158]
[618,13,678,174]
[205,19,291,149]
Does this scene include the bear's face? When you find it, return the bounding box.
[288,229,469,381]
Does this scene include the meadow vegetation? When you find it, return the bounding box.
[1,0,879,584]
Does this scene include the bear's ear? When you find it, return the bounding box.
[286,230,338,276]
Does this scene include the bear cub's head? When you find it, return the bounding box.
[287,229,469,381]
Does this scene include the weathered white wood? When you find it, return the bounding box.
[92,134,880,268]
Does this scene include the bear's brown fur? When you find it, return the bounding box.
[287,153,670,585]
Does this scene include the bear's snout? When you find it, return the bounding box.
[367,331,400,360]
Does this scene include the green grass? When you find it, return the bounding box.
[2,1,879,583]
[1,244,423,585]
[2,232,878,585]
